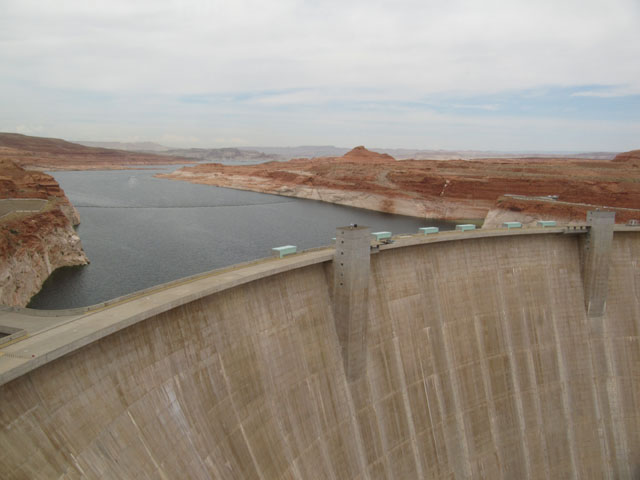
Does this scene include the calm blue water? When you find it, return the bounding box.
[29,166,454,309]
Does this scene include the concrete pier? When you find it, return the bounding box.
[333,225,371,380]
[582,211,615,317]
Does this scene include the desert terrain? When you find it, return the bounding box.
[159,146,640,225]
[1,134,638,305]
[0,133,192,170]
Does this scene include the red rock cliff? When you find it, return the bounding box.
[612,149,640,166]
[0,160,88,307]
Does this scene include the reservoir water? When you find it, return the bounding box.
[29,166,454,309]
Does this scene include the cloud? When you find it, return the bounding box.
[1,0,639,149]
[451,104,500,112]
[158,133,201,146]
[14,124,45,135]
[3,0,639,96]
[248,90,329,107]
[571,85,640,98]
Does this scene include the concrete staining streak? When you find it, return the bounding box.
[0,227,639,478]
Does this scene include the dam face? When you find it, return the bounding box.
[1,228,639,479]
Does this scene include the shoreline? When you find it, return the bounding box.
[156,146,640,226]
[0,161,89,307]
[155,171,494,221]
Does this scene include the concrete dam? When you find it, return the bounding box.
[1,213,639,479]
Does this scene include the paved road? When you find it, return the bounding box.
[0,198,46,219]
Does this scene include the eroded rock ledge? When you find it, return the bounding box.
[0,160,88,307]
[158,146,640,224]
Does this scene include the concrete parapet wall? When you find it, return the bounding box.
[1,229,639,478]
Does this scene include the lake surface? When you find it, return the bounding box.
[29,166,454,309]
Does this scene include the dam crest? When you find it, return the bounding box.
[1,217,639,479]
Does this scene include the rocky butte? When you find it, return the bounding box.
[158,146,640,226]
[0,159,88,306]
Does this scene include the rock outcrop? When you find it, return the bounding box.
[342,145,395,163]
[482,194,640,228]
[158,147,640,224]
[0,160,88,307]
[612,149,640,166]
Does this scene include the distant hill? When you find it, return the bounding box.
[0,133,191,170]
[377,149,619,161]
[241,146,351,159]
[73,140,620,162]
[76,142,283,163]
[76,141,171,152]
[613,149,640,166]
[158,147,281,163]
[241,146,619,161]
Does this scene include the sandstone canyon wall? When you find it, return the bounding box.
[0,160,88,307]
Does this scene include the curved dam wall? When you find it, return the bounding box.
[0,228,639,479]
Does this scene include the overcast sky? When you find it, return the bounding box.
[1,0,639,151]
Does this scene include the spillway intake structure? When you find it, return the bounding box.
[1,213,639,479]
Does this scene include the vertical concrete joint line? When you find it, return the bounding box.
[495,272,534,479]
[472,312,505,478]
[582,211,615,318]
[332,225,371,381]
[392,336,426,479]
